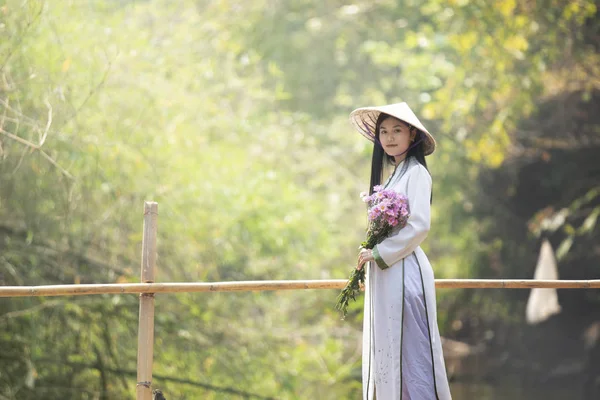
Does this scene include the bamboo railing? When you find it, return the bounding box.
[1,201,598,400]
[2,278,600,298]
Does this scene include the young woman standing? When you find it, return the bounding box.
[350,102,452,400]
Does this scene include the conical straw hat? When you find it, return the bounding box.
[349,102,436,155]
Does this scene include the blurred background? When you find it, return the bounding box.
[0,0,599,399]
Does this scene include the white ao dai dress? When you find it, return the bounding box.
[362,157,452,400]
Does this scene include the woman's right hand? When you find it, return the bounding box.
[357,248,374,271]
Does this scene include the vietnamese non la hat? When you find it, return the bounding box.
[349,102,436,156]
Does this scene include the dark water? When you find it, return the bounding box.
[450,382,579,400]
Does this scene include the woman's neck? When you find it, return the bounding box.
[393,155,407,165]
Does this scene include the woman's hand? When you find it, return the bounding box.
[357,248,374,271]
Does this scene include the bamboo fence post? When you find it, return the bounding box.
[136,202,158,400]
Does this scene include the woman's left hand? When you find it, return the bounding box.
[357,248,374,271]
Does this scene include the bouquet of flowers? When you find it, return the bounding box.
[336,185,410,318]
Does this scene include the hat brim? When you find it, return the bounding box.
[349,106,436,156]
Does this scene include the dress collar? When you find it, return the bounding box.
[392,158,407,174]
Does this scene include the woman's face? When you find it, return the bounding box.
[378,117,415,158]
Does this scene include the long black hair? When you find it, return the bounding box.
[368,112,431,202]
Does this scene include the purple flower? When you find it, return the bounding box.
[362,188,411,233]
[338,189,411,318]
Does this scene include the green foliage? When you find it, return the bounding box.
[1,0,598,398]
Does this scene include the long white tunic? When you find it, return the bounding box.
[362,157,452,400]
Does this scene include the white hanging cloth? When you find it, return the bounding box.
[526,239,562,324]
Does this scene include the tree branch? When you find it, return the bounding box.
[3,357,278,400]
[0,3,44,72]
[0,299,65,322]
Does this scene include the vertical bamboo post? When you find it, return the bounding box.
[136,202,158,400]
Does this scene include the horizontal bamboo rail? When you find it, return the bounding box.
[1,279,600,298]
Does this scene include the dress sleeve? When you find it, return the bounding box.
[372,165,432,269]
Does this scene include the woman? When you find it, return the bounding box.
[350,102,452,400]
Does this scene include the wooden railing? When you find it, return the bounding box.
[1,201,598,399]
[2,278,600,298]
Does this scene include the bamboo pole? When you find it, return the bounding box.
[2,279,600,298]
[136,202,158,400]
